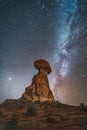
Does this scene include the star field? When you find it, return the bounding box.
[0,0,87,105]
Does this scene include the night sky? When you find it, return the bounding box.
[0,0,87,105]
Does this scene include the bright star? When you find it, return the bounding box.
[8,77,12,81]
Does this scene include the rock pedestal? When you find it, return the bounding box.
[22,59,54,102]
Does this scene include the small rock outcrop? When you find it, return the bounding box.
[22,59,54,102]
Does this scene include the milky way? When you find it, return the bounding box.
[0,0,87,105]
[54,0,87,105]
[54,0,78,77]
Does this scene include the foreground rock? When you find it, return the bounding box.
[0,101,87,130]
[22,59,54,102]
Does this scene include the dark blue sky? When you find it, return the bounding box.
[0,0,87,105]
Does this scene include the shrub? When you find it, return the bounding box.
[2,101,10,107]
[26,103,36,116]
[80,103,87,112]
[80,103,84,109]
[55,100,62,108]
[3,117,17,130]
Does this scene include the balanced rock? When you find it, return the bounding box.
[22,59,54,102]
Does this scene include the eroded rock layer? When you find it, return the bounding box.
[22,59,54,102]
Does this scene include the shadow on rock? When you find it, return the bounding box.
[83,118,87,130]
[3,117,17,130]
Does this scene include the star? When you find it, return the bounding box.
[0,0,87,105]
[8,77,12,81]
[41,4,45,10]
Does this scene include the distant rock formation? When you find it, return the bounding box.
[22,59,55,102]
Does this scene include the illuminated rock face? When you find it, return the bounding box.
[22,59,54,102]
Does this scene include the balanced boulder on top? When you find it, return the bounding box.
[22,59,55,102]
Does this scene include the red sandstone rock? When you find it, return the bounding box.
[34,59,51,74]
[22,59,54,102]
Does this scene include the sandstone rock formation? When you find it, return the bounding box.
[22,59,55,102]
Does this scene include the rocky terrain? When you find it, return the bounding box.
[0,59,87,130]
[0,100,87,130]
